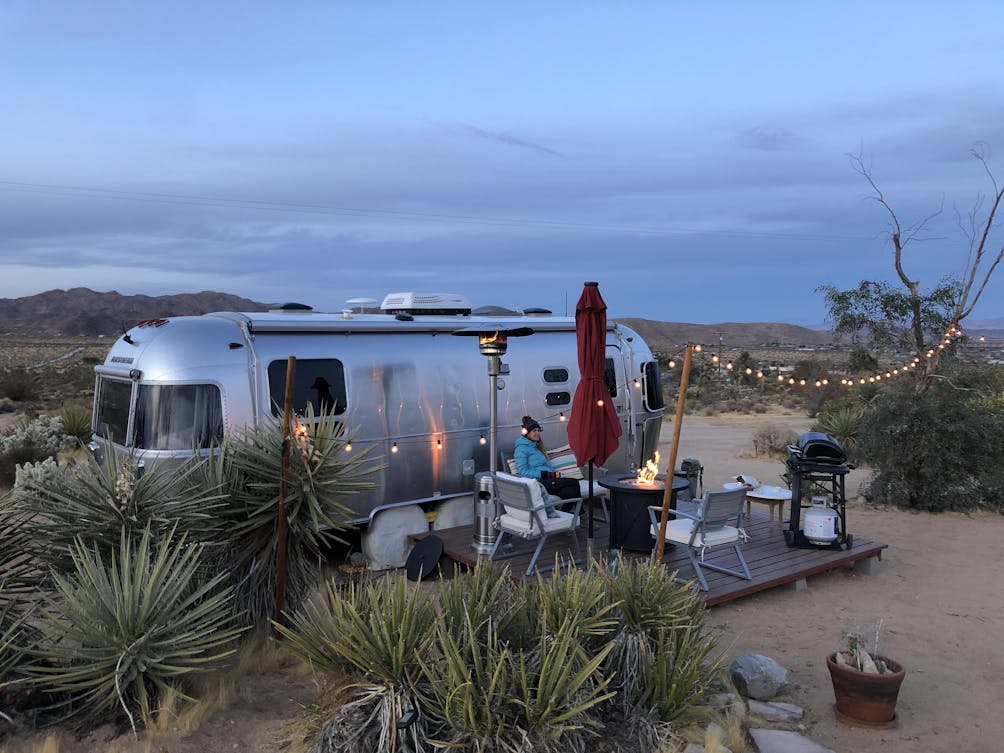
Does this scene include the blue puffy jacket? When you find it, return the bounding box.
[514,435,554,480]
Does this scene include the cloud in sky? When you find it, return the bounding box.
[2,2,1004,324]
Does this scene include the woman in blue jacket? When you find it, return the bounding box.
[514,416,580,500]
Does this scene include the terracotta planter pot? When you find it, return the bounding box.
[826,652,906,728]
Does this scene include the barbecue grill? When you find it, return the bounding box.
[784,432,853,550]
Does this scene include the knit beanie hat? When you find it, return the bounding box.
[521,415,541,433]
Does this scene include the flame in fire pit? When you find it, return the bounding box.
[636,451,660,485]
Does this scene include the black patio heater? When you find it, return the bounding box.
[784,432,853,550]
[453,323,533,553]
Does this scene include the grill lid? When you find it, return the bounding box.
[795,432,846,464]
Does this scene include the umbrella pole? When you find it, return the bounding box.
[654,343,695,563]
[586,461,595,565]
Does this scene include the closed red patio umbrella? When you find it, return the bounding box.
[567,281,623,559]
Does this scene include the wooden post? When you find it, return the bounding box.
[275,356,296,630]
[654,343,695,562]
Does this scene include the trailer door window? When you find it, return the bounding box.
[642,361,665,410]
[134,384,224,450]
[268,359,347,416]
[94,378,133,445]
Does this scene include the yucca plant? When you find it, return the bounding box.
[533,561,620,657]
[218,403,380,625]
[813,400,863,463]
[508,618,615,753]
[600,557,719,718]
[636,624,724,723]
[278,573,437,753]
[436,561,527,645]
[57,404,93,445]
[9,449,228,577]
[419,610,516,752]
[29,525,242,730]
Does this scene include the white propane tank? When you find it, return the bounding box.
[803,498,839,544]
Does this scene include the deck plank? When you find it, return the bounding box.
[412,507,886,606]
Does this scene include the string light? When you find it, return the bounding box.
[596,399,604,407]
[479,434,486,445]
[391,442,398,453]
[559,411,566,421]
[436,438,442,450]
[633,378,641,388]
[344,441,352,452]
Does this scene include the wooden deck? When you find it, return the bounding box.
[412,505,886,607]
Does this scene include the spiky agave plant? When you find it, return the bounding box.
[29,525,242,731]
[277,574,437,753]
[219,403,381,626]
[9,448,229,577]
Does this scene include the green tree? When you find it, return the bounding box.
[820,145,1004,393]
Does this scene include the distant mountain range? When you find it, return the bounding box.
[0,288,271,337]
[2,288,1001,345]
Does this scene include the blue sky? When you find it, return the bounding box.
[3,2,1004,324]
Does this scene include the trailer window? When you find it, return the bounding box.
[543,368,569,383]
[642,361,665,410]
[94,378,133,444]
[268,359,347,416]
[545,391,571,406]
[603,358,618,397]
[134,384,224,450]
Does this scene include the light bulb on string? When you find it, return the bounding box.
[344,442,352,452]
[479,434,486,445]
[596,399,604,407]
[391,442,398,453]
[633,378,641,388]
[668,360,676,368]
[436,438,442,450]
[559,411,566,421]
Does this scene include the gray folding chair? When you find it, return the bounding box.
[649,487,751,591]
[490,472,582,576]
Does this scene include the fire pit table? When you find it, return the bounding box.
[598,474,690,552]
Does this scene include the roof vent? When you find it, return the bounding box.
[381,292,472,316]
[472,305,520,317]
[270,302,313,313]
[522,307,552,317]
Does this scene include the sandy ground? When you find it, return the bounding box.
[660,413,1004,753]
[3,412,1003,752]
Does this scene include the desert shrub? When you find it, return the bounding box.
[277,575,437,753]
[9,450,228,578]
[57,404,92,444]
[751,423,798,458]
[280,560,719,753]
[812,399,864,464]
[859,365,1004,511]
[0,445,53,489]
[0,370,34,402]
[29,526,241,730]
[0,414,74,457]
[601,557,722,723]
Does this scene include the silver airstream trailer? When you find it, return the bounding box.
[90,293,665,567]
